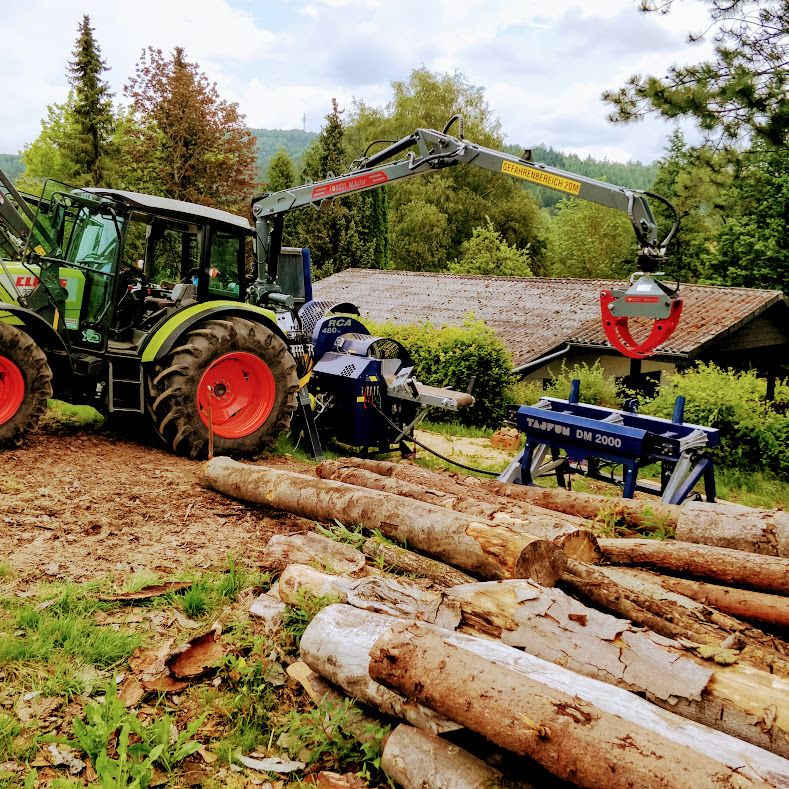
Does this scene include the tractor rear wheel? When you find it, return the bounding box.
[0,324,53,447]
[147,317,298,458]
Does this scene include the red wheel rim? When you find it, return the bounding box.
[0,355,25,426]
[197,352,276,439]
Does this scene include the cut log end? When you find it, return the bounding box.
[515,540,567,587]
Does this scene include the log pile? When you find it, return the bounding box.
[199,456,789,788]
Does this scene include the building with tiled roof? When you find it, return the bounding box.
[312,269,789,393]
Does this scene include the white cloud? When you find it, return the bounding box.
[0,0,716,162]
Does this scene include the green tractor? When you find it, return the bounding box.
[2,119,678,459]
[0,176,298,456]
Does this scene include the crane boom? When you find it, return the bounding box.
[251,120,682,358]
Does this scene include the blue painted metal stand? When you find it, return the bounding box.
[499,380,719,505]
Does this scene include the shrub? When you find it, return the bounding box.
[508,361,619,408]
[368,317,514,428]
[640,363,788,478]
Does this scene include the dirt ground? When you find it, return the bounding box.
[0,423,317,585]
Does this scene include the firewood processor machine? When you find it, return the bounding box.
[499,379,719,505]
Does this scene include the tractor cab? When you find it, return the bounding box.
[15,186,253,354]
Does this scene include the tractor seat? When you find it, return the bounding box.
[144,296,175,311]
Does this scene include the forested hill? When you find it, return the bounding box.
[506,143,658,208]
[0,154,24,181]
[250,128,317,179]
[249,130,658,202]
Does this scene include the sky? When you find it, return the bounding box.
[0,0,714,164]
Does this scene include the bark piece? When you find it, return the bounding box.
[298,603,460,734]
[166,630,226,678]
[381,724,509,789]
[362,538,476,587]
[200,458,566,585]
[448,579,789,758]
[676,502,789,558]
[249,593,287,631]
[654,576,789,630]
[365,613,787,788]
[318,460,601,562]
[598,538,789,594]
[260,532,366,575]
[279,564,461,629]
[99,581,193,602]
[336,457,680,531]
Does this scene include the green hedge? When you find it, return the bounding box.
[508,361,619,409]
[368,318,514,428]
[640,364,789,479]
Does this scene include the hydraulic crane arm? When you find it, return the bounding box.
[250,120,681,358]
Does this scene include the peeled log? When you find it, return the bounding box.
[260,531,366,575]
[318,460,600,563]
[452,579,789,758]
[599,538,789,594]
[381,724,510,789]
[655,576,789,630]
[283,565,789,755]
[676,502,789,558]
[562,562,789,676]
[200,457,566,585]
[338,457,680,530]
[362,538,476,587]
[279,564,462,629]
[364,612,787,788]
[299,603,460,734]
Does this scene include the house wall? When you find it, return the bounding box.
[522,349,677,386]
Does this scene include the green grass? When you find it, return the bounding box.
[714,468,789,509]
[419,419,496,439]
[41,399,104,432]
[1,606,141,667]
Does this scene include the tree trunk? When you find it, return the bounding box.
[561,562,789,676]
[363,613,785,788]
[381,724,513,789]
[676,502,789,558]
[318,460,601,562]
[362,538,476,587]
[200,458,567,585]
[447,580,789,758]
[260,531,366,575]
[654,576,789,630]
[336,458,680,530]
[278,563,462,630]
[298,603,460,734]
[598,538,789,594]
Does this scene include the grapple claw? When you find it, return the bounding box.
[600,289,683,359]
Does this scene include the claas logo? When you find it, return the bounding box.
[15,276,68,288]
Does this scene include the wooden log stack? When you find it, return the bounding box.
[200,455,789,789]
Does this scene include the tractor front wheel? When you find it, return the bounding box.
[148,318,298,458]
[0,324,53,447]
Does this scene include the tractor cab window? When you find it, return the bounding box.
[66,208,121,271]
[64,207,124,330]
[207,231,244,300]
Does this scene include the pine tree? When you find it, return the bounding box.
[67,15,115,184]
[604,0,789,148]
[288,99,388,278]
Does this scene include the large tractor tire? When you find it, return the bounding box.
[0,323,53,448]
[148,317,298,458]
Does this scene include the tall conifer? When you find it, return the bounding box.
[68,15,115,184]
